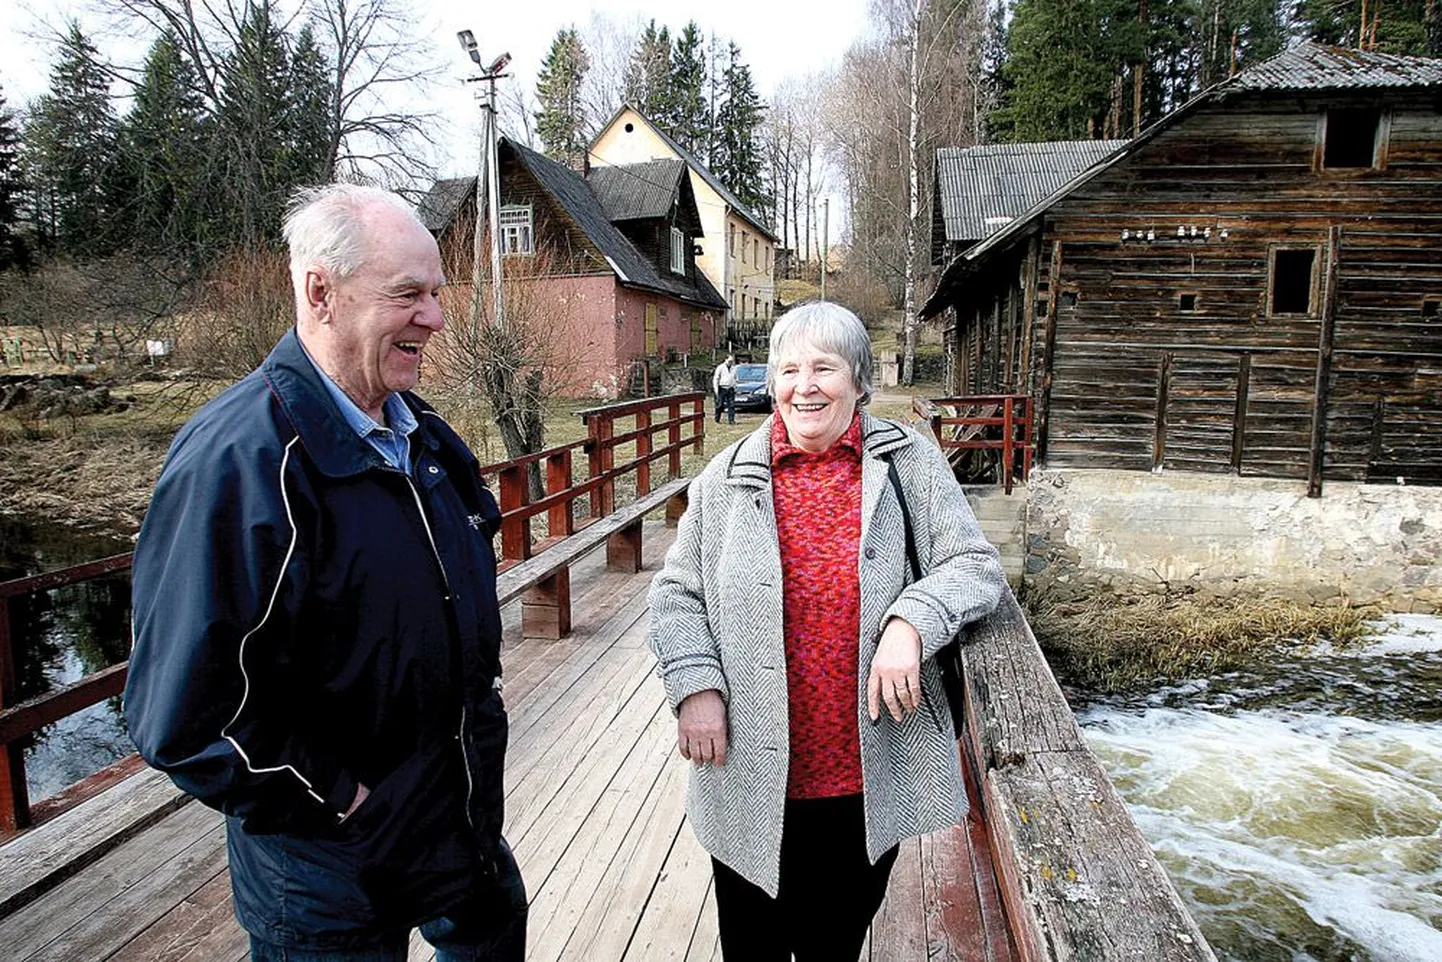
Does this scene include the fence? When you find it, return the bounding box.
[915,394,1033,494]
[0,392,706,836]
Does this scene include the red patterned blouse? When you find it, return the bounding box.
[771,411,865,799]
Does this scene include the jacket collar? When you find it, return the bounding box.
[261,328,437,478]
[724,410,911,489]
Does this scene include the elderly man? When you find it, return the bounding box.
[123,184,526,961]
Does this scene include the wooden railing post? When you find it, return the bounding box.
[1002,396,1016,495]
[692,397,705,458]
[0,596,31,833]
[668,401,682,480]
[498,463,532,562]
[546,450,574,538]
[636,409,653,496]
[596,415,615,517]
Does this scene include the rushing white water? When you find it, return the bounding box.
[1076,615,1442,962]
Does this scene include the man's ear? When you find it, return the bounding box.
[304,268,332,322]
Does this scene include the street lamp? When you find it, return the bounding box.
[457,30,510,331]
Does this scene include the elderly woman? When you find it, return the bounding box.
[647,301,1006,960]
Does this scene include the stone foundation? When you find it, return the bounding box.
[1023,469,1442,613]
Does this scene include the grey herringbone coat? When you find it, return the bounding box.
[646,412,1006,897]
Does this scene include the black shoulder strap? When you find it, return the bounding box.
[884,455,923,583]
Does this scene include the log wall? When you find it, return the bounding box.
[950,90,1442,487]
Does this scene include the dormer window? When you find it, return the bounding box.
[1322,109,1384,170]
[499,205,534,255]
[670,227,685,275]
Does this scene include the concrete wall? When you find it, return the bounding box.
[1024,469,1442,612]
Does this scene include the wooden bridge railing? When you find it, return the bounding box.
[960,592,1217,961]
[0,392,706,837]
[478,393,705,565]
[915,394,1033,494]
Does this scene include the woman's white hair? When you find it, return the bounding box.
[766,300,875,404]
[282,183,420,287]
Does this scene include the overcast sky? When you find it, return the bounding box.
[1,0,873,186]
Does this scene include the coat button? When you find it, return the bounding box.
[865,547,876,559]
[428,465,439,474]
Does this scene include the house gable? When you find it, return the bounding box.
[924,43,1442,489]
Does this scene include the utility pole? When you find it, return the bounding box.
[458,31,511,333]
[820,198,829,301]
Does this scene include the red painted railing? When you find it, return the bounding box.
[915,394,1033,494]
[0,392,706,836]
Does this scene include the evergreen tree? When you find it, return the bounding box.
[24,23,125,256]
[622,20,672,118]
[712,43,767,214]
[0,85,27,269]
[122,31,210,254]
[1195,0,1287,88]
[667,22,709,154]
[216,0,293,245]
[534,27,590,162]
[989,0,1175,141]
[1296,0,1431,55]
[286,24,336,185]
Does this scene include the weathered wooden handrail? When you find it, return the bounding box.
[959,592,1216,960]
[917,394,1034,494]
[0,392,706,836]
[0,555,135,835]
[478,393,705,563]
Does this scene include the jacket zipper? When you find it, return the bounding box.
[405,476,477,834]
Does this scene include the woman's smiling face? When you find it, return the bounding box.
[773,338,860,453]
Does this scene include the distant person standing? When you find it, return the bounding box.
[713,354,737,424]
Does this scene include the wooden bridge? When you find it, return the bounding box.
[0,393,1215,961]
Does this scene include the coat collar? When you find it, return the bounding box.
[724,410,912,489]
[260,328,439,478]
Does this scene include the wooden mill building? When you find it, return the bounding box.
[922,44,1442,493]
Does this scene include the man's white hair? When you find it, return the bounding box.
[282,183,421,288]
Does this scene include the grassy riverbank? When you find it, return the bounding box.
[1028,592,1380,692]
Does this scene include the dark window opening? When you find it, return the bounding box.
[1034,299,1046,318]
[1060,291,1078,309]
[1179,293,1198,312]
[1425,298,1440,318]
[1271,249,1316,315]
[1323,109,1381,169]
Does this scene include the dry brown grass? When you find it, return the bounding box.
[1025,593,1380,692]
[0,431,168,537]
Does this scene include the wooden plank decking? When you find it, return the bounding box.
[0,521,1016,962]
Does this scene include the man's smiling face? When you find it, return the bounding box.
[313,204,446,420]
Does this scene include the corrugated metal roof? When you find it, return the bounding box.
[586,159,686,221]
[935,140,1127,244]
[1233,42,1442,91]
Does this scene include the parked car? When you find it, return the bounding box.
[732,363,771,412]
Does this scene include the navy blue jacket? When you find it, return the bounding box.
[125,330,508,947]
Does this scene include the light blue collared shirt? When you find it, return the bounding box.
[301,344,418,475]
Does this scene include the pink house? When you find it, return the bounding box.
[418,138,728,398]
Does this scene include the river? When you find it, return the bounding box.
[1076,614,1442,962]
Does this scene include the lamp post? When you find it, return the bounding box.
[457,30,510,331]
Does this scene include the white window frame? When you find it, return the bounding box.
[670,226,685,275]
[499,204,534,256]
